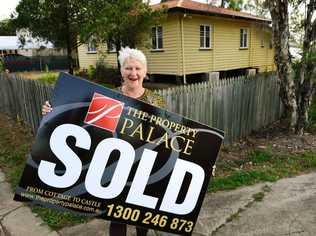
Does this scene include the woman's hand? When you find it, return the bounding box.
[42,101,53,115]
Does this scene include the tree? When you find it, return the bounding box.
[0,19,17,36]
[267,0,316,133]
[219,0,244,10]
[244,0,269,16]
[12,0,103,74]
[84,0,164,69]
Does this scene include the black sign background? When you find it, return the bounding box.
[14,73,224,235]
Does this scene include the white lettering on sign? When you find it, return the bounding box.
[38,124,205,215]
[85,138,135,198]
[38,124,91,188]
[126,149,159,209]
[160,159,205,215]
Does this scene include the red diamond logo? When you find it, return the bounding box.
[84,93,124,132]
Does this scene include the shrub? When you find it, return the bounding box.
[87,65,96,80]
[94,59,121,87]
[0,58,4,72]
[37,72,58,85]
[74,60,121,88]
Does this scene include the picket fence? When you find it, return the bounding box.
[0,73,282,144]
[0,74,53,132]
[157,74,282,144]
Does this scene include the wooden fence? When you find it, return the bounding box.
[0,74,53,132]
[0,73,282,144]
[157,74,282,144]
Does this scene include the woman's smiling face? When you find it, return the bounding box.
[121,57,147,90]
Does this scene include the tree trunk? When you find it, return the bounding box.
[295,0,316,134]
[115,41,122,72]
[65,3,74,75]
[221,0,226,8]
[268,0,297,132]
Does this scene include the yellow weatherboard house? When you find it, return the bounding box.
[77,0,275,82]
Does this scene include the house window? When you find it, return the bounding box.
[200,25,211,49]
[107,40,116,53]
[87,37,97,53]
[240,28,248,48]
[152,26,163,50]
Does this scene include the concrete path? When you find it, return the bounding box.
[0,171,58,236]
[1,169,316,236]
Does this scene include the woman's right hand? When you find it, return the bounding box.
[42,101,53,115]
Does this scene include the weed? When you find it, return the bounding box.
[37,72,59,85]
[249,149,272,164]
[32,206,88,230]
[208,170,278,192]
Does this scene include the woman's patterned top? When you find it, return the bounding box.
[116,87,166,109]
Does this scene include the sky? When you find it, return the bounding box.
[0,0,20,20]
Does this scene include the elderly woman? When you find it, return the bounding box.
[116,47,165,107]
[42,47,166,236]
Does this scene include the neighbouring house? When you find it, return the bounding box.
[77,0,275,83]
[0,35,71,72]
[0,36,67,57]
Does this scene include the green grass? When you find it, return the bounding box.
[249,149,273,163]
[37,72,59,85]
[208,150,316,192]
[208,170,278,192]
[32,206,87,230]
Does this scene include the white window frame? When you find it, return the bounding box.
[151,26,163,50]
[200,25,211,49]
[240,28,248,49]
[87,37,97,53]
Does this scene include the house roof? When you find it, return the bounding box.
[152,0,271,23]
[0,36,53,50]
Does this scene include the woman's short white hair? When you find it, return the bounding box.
[118,47,147,68]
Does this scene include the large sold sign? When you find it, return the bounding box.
[14,73,224,235]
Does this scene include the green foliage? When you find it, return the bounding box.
[12,0,101,73]
[228,0,244,11]
[0,58,5,72]
[249,149,272,164]
[0,19,17,36]
[75,59,120,87]
[244,0,269,17]
[94,59,121,86]
[84,0,166,64]
[37,72,59,85]
[13,0,89,48]
[13,0,165,71]
[87,65,96,80]
[209,170,277,192]
[31,206,87,230]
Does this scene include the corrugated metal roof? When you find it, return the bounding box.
[152,0,271,23]
[0,36,53,50]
